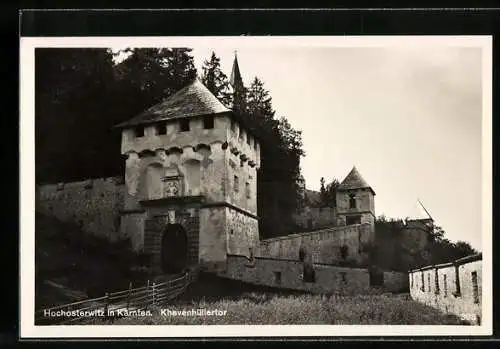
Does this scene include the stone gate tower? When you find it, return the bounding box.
[114,78,261,273]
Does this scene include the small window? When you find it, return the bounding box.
[134,125,144,138]
[234,175,239,192]
[421,272,425,292]
[434,269,440,294]
[230,229,234,235]
[346,215,361,226]
[156,122,167,135]
[453,265,461,296]
[245,182,251,198]
[180,119,190,132]
[340,245,349,260]
[427,273,431,292]
[203,115,214,129]
[443,274,448,297]
[349,194,356,209]
[273,271,282,285]
[340,272,347,283]
[471,271,479,304]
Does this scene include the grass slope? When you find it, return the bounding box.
[35,213,151,309]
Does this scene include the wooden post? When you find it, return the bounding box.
[152,282,156,306]
[127,282,132,310]
[104,292,110,317]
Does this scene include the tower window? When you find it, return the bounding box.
[346,215,361,226]
[234,175,239,192]
[179,119,190,132]
[156,122,167,135]
[349,194,356,209]
[203,115,214,129]
[245,182,251,198]
[421,272,425,292]
[340,245,349,260]
[443,274,448,297]
[471,271,479,304]
[427,273,431,292]
[274,271,282,285]
[134,125,144,138]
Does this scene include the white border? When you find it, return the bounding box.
[20,36,493,338]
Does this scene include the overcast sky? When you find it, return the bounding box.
[112,40,485,251]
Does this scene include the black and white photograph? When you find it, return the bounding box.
[20,35,492,337]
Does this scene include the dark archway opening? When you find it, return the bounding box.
[161,224,188,274]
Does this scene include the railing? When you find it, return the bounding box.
[35,270,197,325]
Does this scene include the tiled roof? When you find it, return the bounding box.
[338,166,375,194]
[115,78,230,128]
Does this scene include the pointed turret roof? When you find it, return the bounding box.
[338,166,375,195]
[114,78,230,128]
[229,52,243,87]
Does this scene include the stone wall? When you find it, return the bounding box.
[409,254,482,324]
[383,271,409,293]
[257,223,374,266]
[292,207,337,230]
[221,254,372,295]
[36,177,124,242]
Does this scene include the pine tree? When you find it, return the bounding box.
[200,52,232,107]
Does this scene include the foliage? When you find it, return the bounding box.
[236,76,305,238]
[36,48,197,184]
[318,177,339,207]
[374,215,478,271]
[200,52,232,107]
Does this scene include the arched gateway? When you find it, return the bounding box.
[161,224,188,273]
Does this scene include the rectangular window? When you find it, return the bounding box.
[427,273,431,292]
[234,175,239,192]
[434,269,440,294]
[203,115,214,129]
[421,272,425,292]
[443,274,448,297]
[245,182,251,198]
[340,272,347,283]
[346,215,361,226]
[472,271,479,304]
[349,194,356,209]
[453,265,461,297]
[156,122,167,135]
[180,119,190,132]
[134,125,144,138]
[273,271,282,285]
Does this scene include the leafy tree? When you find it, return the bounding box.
[200,52,232,107]
[318,178,339,207]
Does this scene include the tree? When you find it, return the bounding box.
[35,47,198,184]
[318,178,339,207]
[200,52,232,107]
[241,76,305,238]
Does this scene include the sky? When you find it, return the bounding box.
[111,40,486,251]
